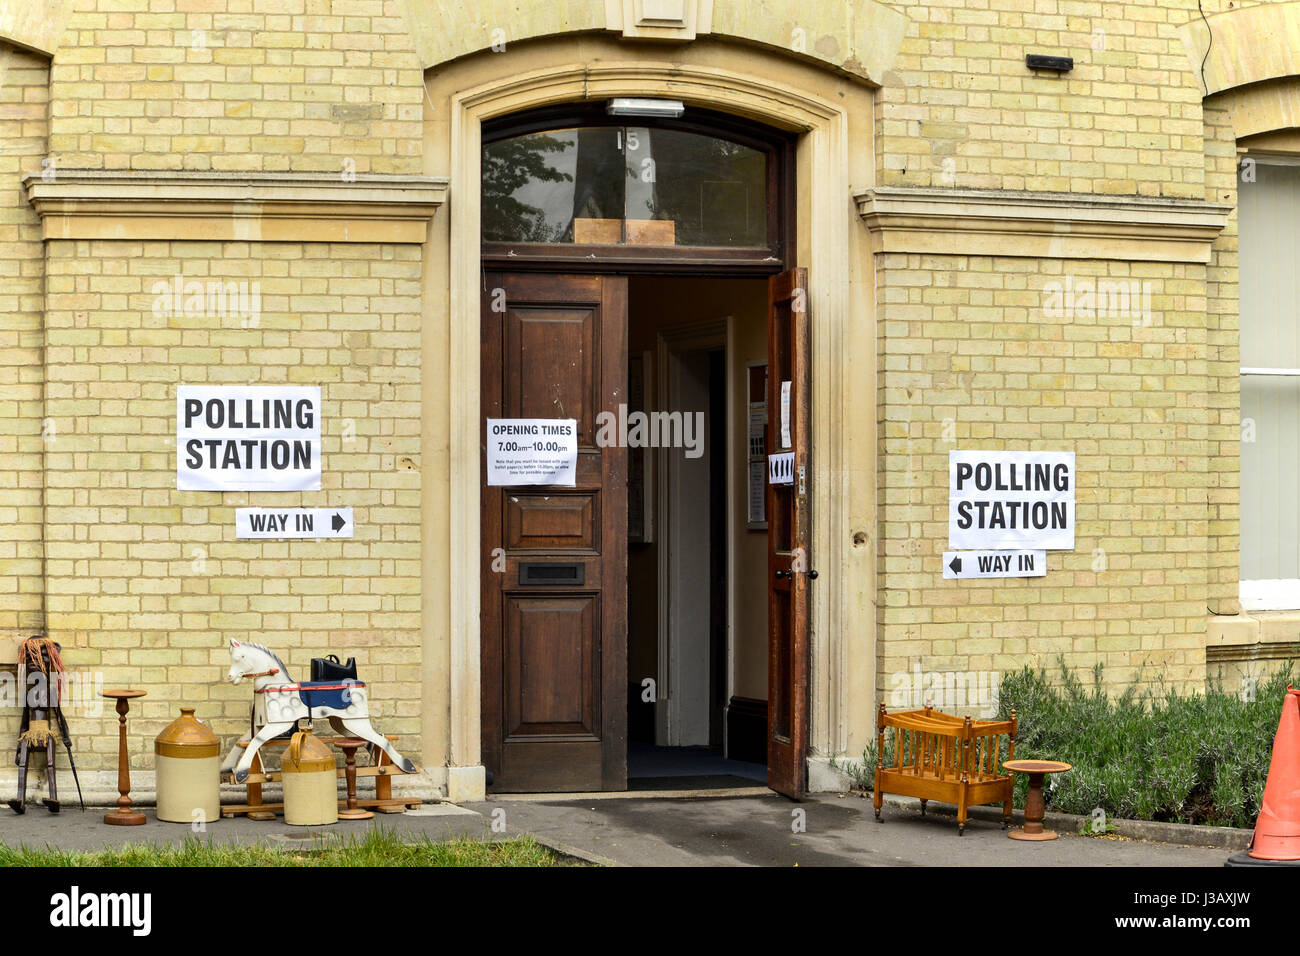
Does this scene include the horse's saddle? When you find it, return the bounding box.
[309,654,357,682]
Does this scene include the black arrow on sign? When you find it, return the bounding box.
[948,556,962,575]
[331,512,346,532]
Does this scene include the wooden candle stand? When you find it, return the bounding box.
[336,738,374,820]
[102,689,147,826]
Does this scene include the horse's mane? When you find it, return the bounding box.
[242,641,293,681]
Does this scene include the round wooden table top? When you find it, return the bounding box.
[335,738,369,750]
[101,689,147,699]
[1004,759,1071,774]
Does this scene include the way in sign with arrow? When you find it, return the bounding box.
[235,507,354,540]
[942,550,1045,580]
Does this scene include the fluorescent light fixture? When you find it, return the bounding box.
[606,98,686,119]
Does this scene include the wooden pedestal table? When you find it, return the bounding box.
[102,689,147,826]
[1003,759,1071,841]
[336,738,374,820]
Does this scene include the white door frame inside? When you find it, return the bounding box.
[655,319,730,747]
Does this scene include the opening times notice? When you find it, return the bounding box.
[486,418,578,487]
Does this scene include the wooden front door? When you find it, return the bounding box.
[481,273,628,792]
[766,268,811,799]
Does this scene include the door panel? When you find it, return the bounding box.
[767,268,811,799]
[508,308,599,443]
[482,273,628,792]
[505,596,596,731]
[505,494,598,551]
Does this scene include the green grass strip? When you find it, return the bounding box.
[0,828,580,867]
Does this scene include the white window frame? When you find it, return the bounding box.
[1238,154,1300,611]
[1240,579,1300,611]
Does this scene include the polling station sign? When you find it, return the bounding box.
[177,385,321,491]
[949,450,1075,551]
[486,418,578,487]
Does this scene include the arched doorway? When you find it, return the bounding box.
[421,44,877,804]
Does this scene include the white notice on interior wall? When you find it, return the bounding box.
[177,385,321,491]
[779,380,792,449]
[486,418,578,487]
[748,459,767,522]
[948,450,1075,551]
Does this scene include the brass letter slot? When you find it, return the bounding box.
[518,562,585,586]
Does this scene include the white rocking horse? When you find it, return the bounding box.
[220,639,416,784]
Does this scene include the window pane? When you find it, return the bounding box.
[1241,377,1300,580]
[1239,161,1300,585]
[481,129,582,243]
[1241,164,1300,369]
[482,126,768,247]
[646,128,766,246]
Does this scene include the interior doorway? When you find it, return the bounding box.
[625,276,769,790]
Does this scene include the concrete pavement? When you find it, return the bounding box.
[0,791,1232,866]
[473,791,1230,866]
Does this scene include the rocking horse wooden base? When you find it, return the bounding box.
[222,798,421,818]
[220,735,422,820]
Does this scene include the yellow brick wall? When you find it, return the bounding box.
[1203,102,1240,616]
[876,253,1214,700]
[869,0,1259,704]
[0,43,49,644]
[35,238,423,771]
[48,0,424,173]
[878,0,1209,197]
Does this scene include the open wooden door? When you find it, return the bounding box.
[766,268,811,799]
[481,273,628,792]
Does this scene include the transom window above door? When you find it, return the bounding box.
[481,105,793,272]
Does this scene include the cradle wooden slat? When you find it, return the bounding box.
[872,703,1018,835]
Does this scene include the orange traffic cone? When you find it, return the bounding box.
[1235,686,1300,864]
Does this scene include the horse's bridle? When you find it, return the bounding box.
[238,668,280,681]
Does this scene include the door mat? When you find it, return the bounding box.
[628,774,763,791]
